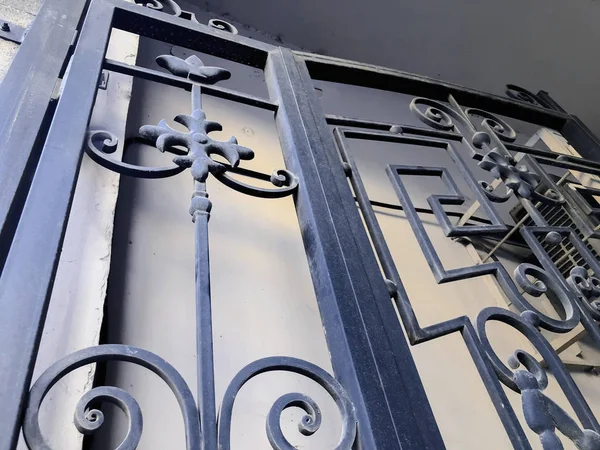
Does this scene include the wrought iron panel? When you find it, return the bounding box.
[327,90,600,449]
[0,0,599,448]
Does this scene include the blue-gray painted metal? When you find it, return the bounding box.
[0,0,600,448]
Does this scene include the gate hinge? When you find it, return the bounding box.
[98,71,109,90]
[384,279,398,298]
[342,162,352,176]
[0,20,26,44]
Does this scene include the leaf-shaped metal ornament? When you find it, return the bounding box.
[139,109,254,183]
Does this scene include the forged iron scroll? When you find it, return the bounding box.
[409,98,464,131]
[477,308,600,449]
[85,130,186,179]
[568,266,600,321]
[464,108,517,143]
[23,344,201,449]
[133,0,198,22]
[214,168,299,199]
[208,19,239,35]
[511,263,580,332]
[134,0,181,15]
[410,96,567,205]
[217,356,357,450]
[506,84,541,106]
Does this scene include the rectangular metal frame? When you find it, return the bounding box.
[1,0,600,448]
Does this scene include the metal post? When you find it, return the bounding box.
[0,1,113,447]
[190,83,217,449]
[265,48,445,449]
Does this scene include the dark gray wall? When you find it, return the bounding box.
[200,0,600,137]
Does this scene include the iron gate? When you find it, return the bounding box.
[0,0,600,448]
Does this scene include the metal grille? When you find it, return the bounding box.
[519,202,600,277]
[0,0,600,448]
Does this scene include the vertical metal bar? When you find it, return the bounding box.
[191,83,217,449]
[0,0,89,270]
[0,1,113,447]
[265,47,445,449]
[194,203,216,450]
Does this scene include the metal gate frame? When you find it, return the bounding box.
[0,0,599,448]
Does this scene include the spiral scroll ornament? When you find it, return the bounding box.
[408,96,566,206]
[133,0,200,22]
[506,84,542,106]
[208,19,239,35]
[409,98,463,131]
[464,108,517,143]
[134,0,182,15]
[511,263,580,333]
[568,266,600,321]
[217,356,357,450]
[477,308,600,449]
[23,345,201,449]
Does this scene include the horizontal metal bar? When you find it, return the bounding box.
[104,59,278,111]
[109,0,273,68]
[325,114,396,131]
[299,51,569,129]
[341,128,449,146]
[326,114,463,140]
[339,127,600,178]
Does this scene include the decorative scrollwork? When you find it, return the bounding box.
[477,308,600,449]
[140,109,254,183]
[511,263,580,333]
[217,356,357,450]
[85,130,186,179]
[208,19,239,35]
[214,168,299,199]
[410,97,518,145]
[134,0,182,16]
[409,98,463,131]
[568,266,600,320]
[506,84,541,106]
[74,386,142,444]
[464,108,517,143]
[23,344,201,449]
